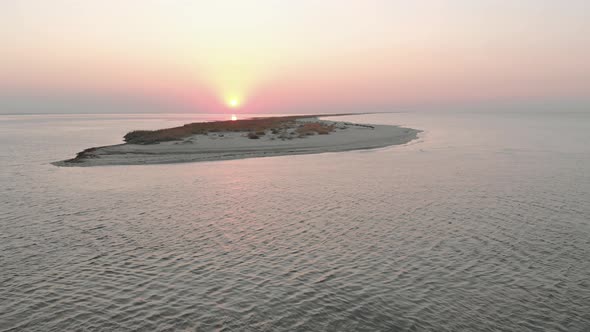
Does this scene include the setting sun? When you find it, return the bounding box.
[228,98,240,108]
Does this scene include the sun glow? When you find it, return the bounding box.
[228,98,240,108]
[231,114,238,121]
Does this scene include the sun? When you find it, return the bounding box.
[231,114,237,121]
[228,98,240,108]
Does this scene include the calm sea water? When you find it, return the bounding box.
[1,111,589,331]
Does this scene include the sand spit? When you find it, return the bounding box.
[53,116,420,167]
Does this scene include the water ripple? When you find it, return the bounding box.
[1,113,590,331]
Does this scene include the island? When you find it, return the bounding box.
[53,115,420,167]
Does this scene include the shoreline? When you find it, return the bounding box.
[53,114,421,167]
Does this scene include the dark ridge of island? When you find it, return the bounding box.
[53,114,421,167]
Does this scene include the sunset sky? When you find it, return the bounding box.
[1,1,589,114]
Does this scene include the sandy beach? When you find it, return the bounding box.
[53,116,420,167]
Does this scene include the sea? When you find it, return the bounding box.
[1,111,589,331]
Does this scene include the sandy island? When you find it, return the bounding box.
[53,115,420,167]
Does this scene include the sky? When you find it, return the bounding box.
[1,0,589,114]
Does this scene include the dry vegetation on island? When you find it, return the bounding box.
[296,122,334,136]
[124,116,337,144]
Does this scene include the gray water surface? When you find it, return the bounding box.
[1,112,589,331]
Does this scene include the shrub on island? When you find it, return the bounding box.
[122,116,339,144]
[296,123,335,136]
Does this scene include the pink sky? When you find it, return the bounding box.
[1,1,589,113]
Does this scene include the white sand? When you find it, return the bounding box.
[54,118,420,167]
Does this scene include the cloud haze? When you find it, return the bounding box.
[1,1,589,113]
